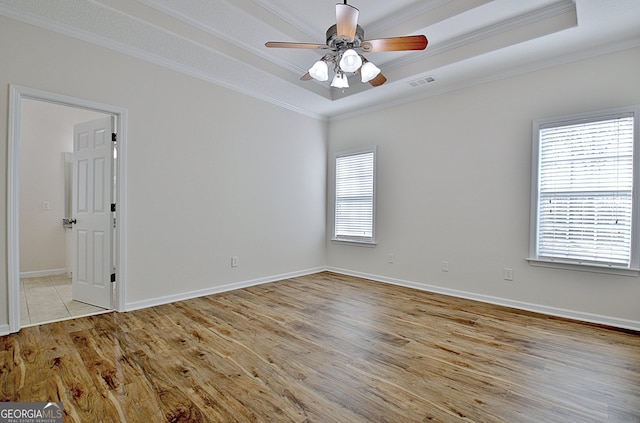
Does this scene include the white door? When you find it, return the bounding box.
[72,116,114,309]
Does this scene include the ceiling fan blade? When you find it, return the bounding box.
[300,72,312,81]
[361,35,428,52]
[265,42,330,50]
[368,73,387,87]
[336,3,359,41]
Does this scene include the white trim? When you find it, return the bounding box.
[7,86,21,334]
[527,258,640,277]
[529,105,640,273]
[0,3,327,122]
[125,267,325,312]
[333,146,377,244]
[3,2,638,122]
[330,239,377,247]
[330,39,640,123]
[8,263,638,334]
[20,269,68,279]
[115,109,128,315]
[7,85,128,334]
[0,324,10,337]
[326,267,640,332]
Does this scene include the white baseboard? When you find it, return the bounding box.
[20,268,68,279]
[125,267,325,312]
[8,266,638,334]
[327,267,640,332]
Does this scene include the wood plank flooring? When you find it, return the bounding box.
[1,272,639,422]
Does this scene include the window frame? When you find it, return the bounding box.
[332,146,377,246]
[528,105,640,276]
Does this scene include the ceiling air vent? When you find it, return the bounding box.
[407,76,436,87]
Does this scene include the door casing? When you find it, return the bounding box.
[7,85,128,333]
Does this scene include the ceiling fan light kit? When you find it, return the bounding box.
[265,1,428,89]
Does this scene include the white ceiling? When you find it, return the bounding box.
[2,0,640,120]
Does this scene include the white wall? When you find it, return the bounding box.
[327,46,640,329]
[0,16,328,327]
[19,99,106,275]
[2,15,639,332]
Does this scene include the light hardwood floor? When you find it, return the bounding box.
[1,272,639,422]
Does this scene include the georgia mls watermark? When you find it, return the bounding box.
[0,402,63,423]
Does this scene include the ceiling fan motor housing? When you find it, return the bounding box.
[326,24,364,49]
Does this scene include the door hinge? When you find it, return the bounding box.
[111,203,116,212]
[111,273,116,283]
[112,133,117,142]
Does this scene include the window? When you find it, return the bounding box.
[529,106,640,273]
[334,147,376,244]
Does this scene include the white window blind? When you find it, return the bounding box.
[334,148,376,243]
[532,108,638,269]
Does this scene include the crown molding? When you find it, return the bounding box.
[330,38,640,122]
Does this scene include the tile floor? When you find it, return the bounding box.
[20,274,109,326]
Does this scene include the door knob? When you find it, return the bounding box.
[62,218,76,227]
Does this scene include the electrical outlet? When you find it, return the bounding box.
[387,253,394,264]
[441,261,449,272]
[42,201,50,210]
[231,256,238,267]
[503,268,513,281]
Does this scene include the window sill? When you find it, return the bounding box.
[527,258,640,277]
[331,238,377,247]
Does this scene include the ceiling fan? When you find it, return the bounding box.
[265,1,428,89]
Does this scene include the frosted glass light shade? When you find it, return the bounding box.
[308,60,329,81]
[331,73,349,88]
[360,61,381,83]
[339,49,362,73]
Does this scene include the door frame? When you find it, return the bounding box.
[7,85,128,333]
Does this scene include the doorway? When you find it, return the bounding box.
[19,100,111,325]
[8,85,128,333]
